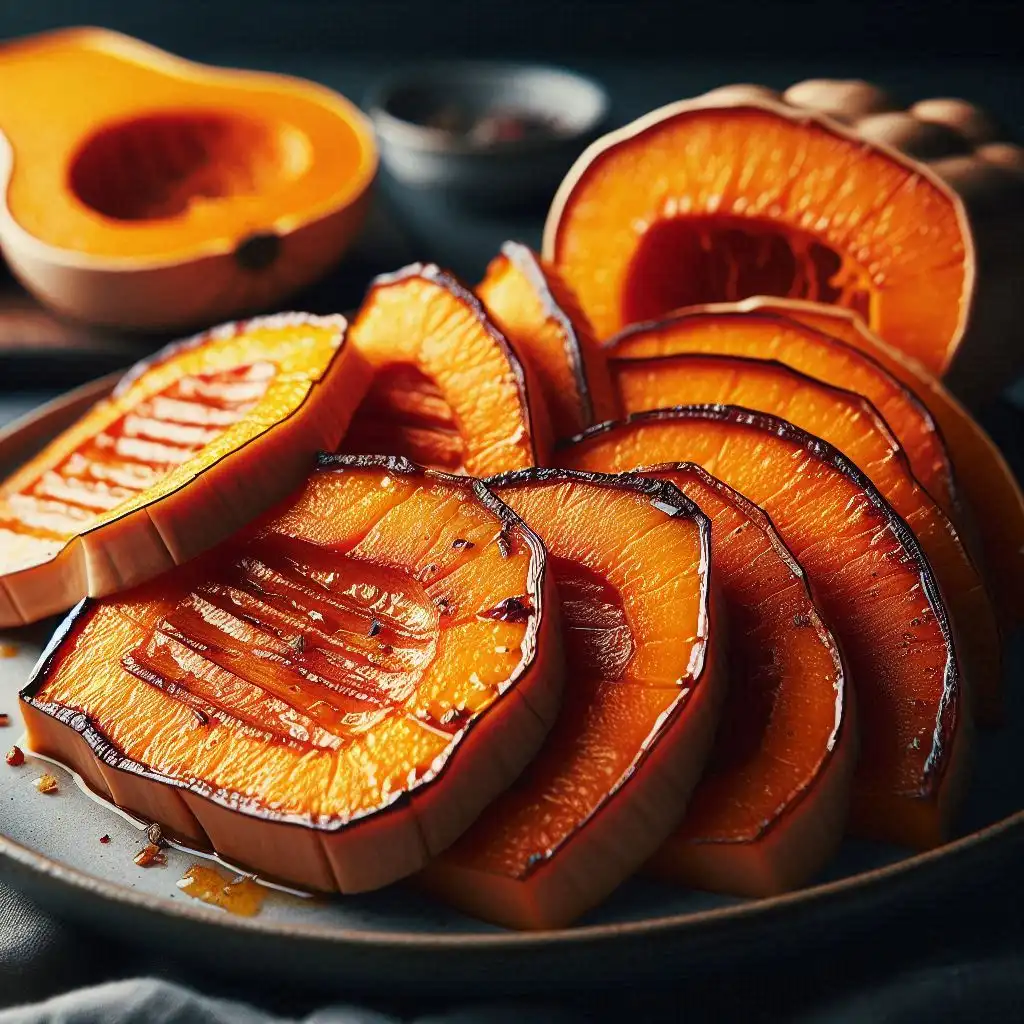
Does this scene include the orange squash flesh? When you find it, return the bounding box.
[0,313,370,627]
[20,455,563,894]
[744,296,1024,626]
[610,352,1000,723]
[345,263,551,475]
[609,309,957,519]
[477,241,618,439]
[544,98,972,374]
[561,407,971,849]
[636,463,854,896]
[422,469,723,929]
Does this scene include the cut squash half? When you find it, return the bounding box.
[543,96,973,374]
[345,263,550,474]
[477,241,618,439]
[561,407,971,849]
[637,463,854,896]
[743,296,1024,626]
[0,313,370,627]
[608,307,957,519]
[422,468,722,929]
[20,454,563,894]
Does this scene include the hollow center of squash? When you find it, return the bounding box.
[346,364,466,472]
[68,112,310,222]
[122,534,439,748]
[622,216,873,326]
[551,557,633,680]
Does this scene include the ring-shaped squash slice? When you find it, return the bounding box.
[422,468,723,929]
[345,263,551,474]
[477,241,618,439]
[20,454,563,893]
[561,406,971,849]
[0,313,370,627]
[636,463,855,896]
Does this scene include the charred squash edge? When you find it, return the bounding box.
[0,312,351,610]
[18,452,550,834]
[542,96,976,370]
[609,349,954,510]
[561,404,961,803]
[638,459,850,845]
[491,241,596,426]
[482,465,714,879]
[357,261,548,465]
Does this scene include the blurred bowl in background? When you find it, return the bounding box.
[367,63,609,212]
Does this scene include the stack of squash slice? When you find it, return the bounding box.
[6,86,1019,931]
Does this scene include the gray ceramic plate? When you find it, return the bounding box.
[0,378,1021,994]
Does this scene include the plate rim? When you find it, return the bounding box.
[1,373,1021,952]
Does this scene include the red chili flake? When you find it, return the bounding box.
[134,843,166,868]
[479,596,534,624]
[5,745,25,767]
[0,713,10,727]
[99,835,111,845]
[35,774,59,794]
[367,619,382,638]
[451,538,475,551]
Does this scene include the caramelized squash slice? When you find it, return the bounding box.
[423,469,723,929]
[562,407,971,849]
[345,263,550,474]
[636,463,855,896]
[610,350,1000,722]
[544,97,973,374]
[0,313,370,627]
[478,241,618,438]
[20,455,563,893]
[609,308,957,518]
[744,296,1024,626]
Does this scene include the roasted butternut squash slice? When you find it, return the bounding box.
[742,296,1024,626]
[0,313,370,628]
[609,353,1000,723]
[20,454,563,894]
[422,469,723,929]
[543,97,973,374]
[0,28,376,330]
[636,463,854,896]
[562,407,971,848]
[609,308,957,519]
[345,263,551,475]
[477,241,618,438]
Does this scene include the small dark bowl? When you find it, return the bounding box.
[367,63,609,211]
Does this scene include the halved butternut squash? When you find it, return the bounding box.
[609,352,1000,723]
[742,296,1024,625]
[20,454,563,893]
[543,96,973,374]
[0,313,370,627]
[562,407,971,849]
[637,463,854,896]
[345,263,551,474]
[477,241,618,438]
[0,28,377,330]
[422,469,722,929]
[608,308,957,518]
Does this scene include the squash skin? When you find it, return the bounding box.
[740,296,1024,630]
[543,94,974,379]
[19,454,564,894]
[0,312,371,627]
[0,28,377,330]
[346,262,553,475]
[637,463,855,897]
[478,241,619,439]
[422,468,723,929]
[561,406,972,849]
